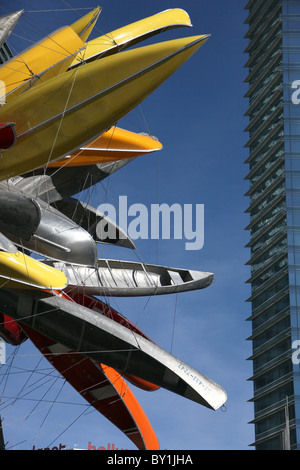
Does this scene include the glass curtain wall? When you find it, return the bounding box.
[283,0,300,451]
[244,0,300,449]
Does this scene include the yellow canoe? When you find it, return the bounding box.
[71,8,192,67]
[0,8,100,103]
[0,35,209,181]
[0,251,67,290]
[70,7,101,43]
[48,127,163,167]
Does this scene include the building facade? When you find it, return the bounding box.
[244,0,300,450]
[0,42,12,64]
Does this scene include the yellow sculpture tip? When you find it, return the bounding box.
[70,6,102,41]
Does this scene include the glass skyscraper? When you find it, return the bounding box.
[244,0,300,450]
[0,42,12,64]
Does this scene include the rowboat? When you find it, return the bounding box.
[49,259,214,297]
[70,8,192,67]
[0,35,208,182]
[48,126,163,167]
[0,289,227,411]
[0,8,100,102]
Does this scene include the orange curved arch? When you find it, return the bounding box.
[101,364,160,450]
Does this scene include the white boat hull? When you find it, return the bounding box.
[0,289,226,411]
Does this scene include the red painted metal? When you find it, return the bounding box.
[0,313,27,346]
[0,123,16,150]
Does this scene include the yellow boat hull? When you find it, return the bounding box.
[0,251,67,290]
[69,7,101,43]
[48,127,163,167]
[71,8,192,66]
[0,35,209,181]
[0,8,101,102]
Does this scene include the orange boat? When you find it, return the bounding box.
[47,126,163,167]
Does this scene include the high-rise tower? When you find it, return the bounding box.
[244,0,300,450]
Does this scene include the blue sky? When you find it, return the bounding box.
[0,0,254,450]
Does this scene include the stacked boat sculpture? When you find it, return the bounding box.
[0,8,227,450]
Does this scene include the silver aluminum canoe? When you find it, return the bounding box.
[8,159,134,204]
[0,289,226,411]
[49,259,214,296]
[0,185,97,266]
